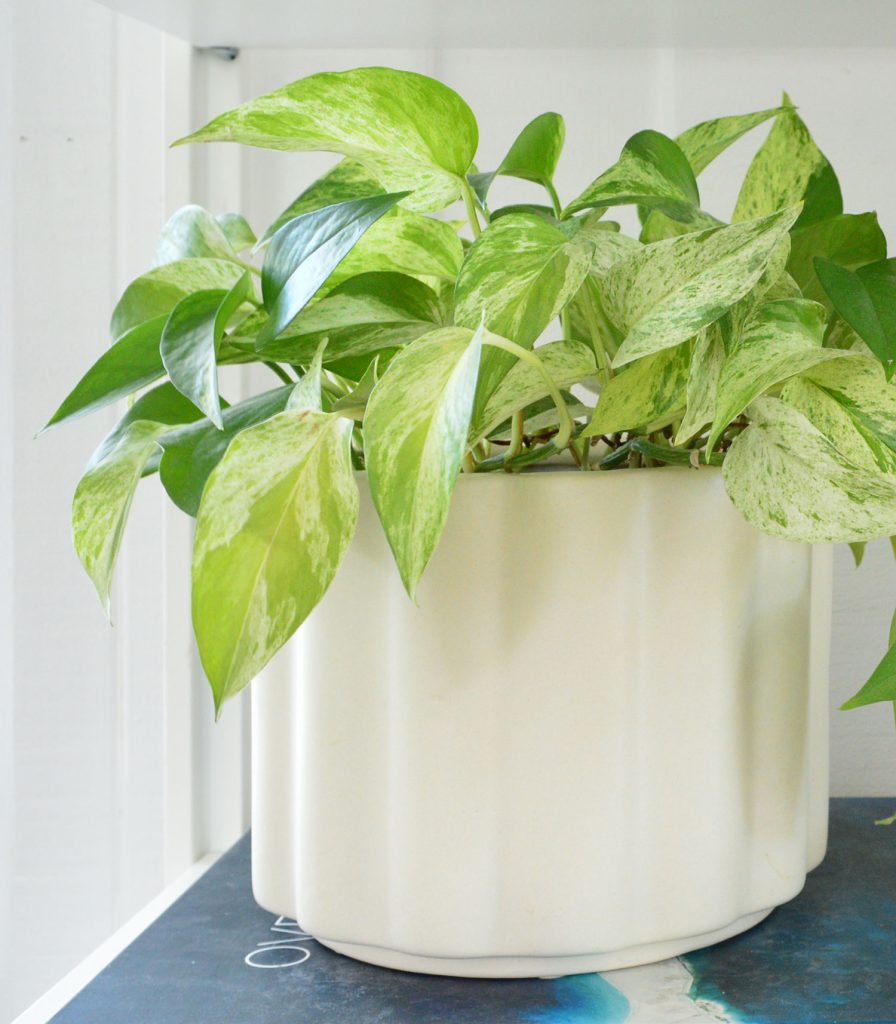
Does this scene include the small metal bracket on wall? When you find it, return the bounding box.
[196,46,240,61]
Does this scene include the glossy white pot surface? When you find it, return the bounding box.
[252,467,831,978]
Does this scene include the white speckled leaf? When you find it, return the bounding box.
[331,207,463,286]
[110,258,246,340]
[177,67,479,212]
[733,96,841,226]
[674,327,724,444]
[155,205,238,266]
[192,410,358,711]
[584,341,690,437]
[607,205,801,367]
[781,376,896,474]
[675,106,783,176]
[723,396,896,543]
[470,339,596,441]
[454,213,592,408]
[801,356,896,450]
[707,298,844,450]
[563,130,702,223]
[73,420,169,613]
[365,325,483,598]
[286,341,326,412]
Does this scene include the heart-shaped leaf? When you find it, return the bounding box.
[176,67,479,212]
[241,272,447,365]
[155,205,239,265]
[733,94,842,228]
[216,213,256,253]
[469,112,565,208]
[606,205,801,367]
[787,213,886,305]
[45,316,169,429]
[707,298,844,450]
[258,192,407,348]
[454,213,592,405]
[192,409,358,711]
[723,396,896,543]
[160,273,251,428]
[111,258,246,340]
[675,106,783,176]
[563,130,704,224]
[585,342,690,437]
[365,325,483,598]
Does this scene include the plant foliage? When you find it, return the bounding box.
[44,67,896,717]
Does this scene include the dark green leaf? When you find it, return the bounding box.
[258,192,407,347]
[788,213,886,305]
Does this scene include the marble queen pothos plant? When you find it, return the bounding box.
[46,67,896,724]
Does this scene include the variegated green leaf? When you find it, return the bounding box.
[787,212,886,305]
[331,356,382,421]
[564,130,704,224]
[674,327,724,444]
[155,205,239,266]
[454,213,592,405]
[639,106,782,243]
[111,258,247,341]
[470,339,596,441]
[707,298,842,450]
[675,106,783,176]
[801,355,896,450]
[192,409,358,711]
[161,273,251,428]
[781,376,896,474]
[469,112,565,209]
[258,192,406,347]
[584,342,690,437]
[240,272,446,365]
[489,396,589,441]
[176,67,479,213]
[73,420,170,613]
[159,386,293,516]
[733,95,842,227]
[286,340,326,412]
[216,213,256,253]
[815,257,896,378]
[331,207,463,286]
[607,205,801,367]
[365,325,483,598]
[723,396,896,543]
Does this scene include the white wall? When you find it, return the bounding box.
[234,44,896,798]
[2,3,249,1019]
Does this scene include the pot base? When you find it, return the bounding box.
[315,908,773,979]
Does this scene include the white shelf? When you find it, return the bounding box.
[95,0,896,50]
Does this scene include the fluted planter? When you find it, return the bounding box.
[251,467,832,979]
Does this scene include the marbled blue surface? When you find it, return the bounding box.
[50,799,895,1023]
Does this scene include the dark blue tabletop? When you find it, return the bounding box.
[50,798,896,1024]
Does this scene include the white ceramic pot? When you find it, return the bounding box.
[251,467,831,979]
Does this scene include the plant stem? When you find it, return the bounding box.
[545,180,563,219]
[506,409,525,463]
[263,361,295,386]
[481,335,574,450]
[461,180,483,239]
